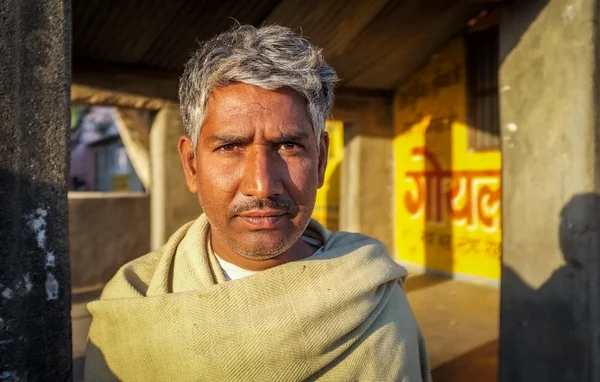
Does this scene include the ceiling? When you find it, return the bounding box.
[72,0,489,96]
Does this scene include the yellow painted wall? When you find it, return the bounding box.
[313,120,344,231]
[393,38,501,280]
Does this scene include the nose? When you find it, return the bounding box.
[240,147,284,199]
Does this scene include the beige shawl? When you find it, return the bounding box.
[85,214,431,381]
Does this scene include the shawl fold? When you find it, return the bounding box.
[85,214,431,381]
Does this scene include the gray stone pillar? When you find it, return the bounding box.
[150,108,203,250]
[0,0,72,380]
[499,0,600,381]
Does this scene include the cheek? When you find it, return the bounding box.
[195,158,241,205]
[200,158,241,192]
[286,158,320,204]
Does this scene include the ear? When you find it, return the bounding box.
[177,136,198,193]
[317,131,329,188]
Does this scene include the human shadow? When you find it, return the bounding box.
[500,193,597,382]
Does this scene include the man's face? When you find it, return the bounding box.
[178,83,328,260]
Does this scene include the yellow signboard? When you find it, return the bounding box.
[393,39,501,280]
[313,120,344,231]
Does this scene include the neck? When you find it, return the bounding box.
[211,234,317,271]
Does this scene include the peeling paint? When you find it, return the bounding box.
[45,272,58,300]
[26,207,60,300]
[23,273,33,293]
[27,207,48,249]
[1,288,14,300]
[562,1,581,24]
[506,122,518,132]
[563,5,576,23]
[45,252,56,267]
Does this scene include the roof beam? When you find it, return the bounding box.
[71,84,175,110]
[71,61,393,109]
[72,61,179,109]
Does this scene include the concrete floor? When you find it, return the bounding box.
[405,273,500,382]
[71,273,499,381]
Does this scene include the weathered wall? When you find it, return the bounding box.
[499,0,600,380]
[393,38,502,280]
[0,0,72,378]
[150,108,203,249]
[333,93,395,253]
[69,193,150,291]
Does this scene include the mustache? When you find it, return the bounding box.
[232,197,298,215]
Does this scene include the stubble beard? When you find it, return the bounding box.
[214,223,305,260]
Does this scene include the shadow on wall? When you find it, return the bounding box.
[425,115,454,279]
[427,194,597,382]
[500,193,597,382]
[499,0,550,66]
[405,116,455,291]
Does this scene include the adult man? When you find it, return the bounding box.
[85,25,430,381]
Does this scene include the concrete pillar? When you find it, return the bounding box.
[333,94,395,253]
[0,0,72,379]
[150,108,202,250]
[499,1,600,381]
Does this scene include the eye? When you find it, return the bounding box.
[217,143,237,152]
[279,142,301,151]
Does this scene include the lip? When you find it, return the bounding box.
[239,209,287,218]
[237,210,287,229]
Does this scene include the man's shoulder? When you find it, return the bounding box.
[324,230,407,280]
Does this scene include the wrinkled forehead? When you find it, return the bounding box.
[201,84,314,137]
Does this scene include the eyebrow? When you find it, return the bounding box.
[206,134,250,144]
[206,131,311,145]
[272,132,310,143]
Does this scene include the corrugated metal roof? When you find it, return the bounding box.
[73,0,487,91]
[73,0,281,71]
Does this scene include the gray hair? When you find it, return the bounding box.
[179,24,338,148]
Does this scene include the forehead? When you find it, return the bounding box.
[202,83,312,135]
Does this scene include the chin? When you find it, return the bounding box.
[232,231,298,260]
